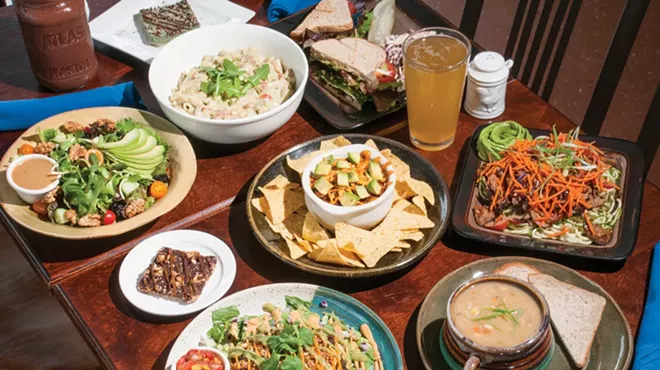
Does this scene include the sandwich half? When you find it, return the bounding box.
[290,0,354,40]
[309,38,401,111]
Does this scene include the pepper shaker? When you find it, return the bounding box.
[464,51,513,120]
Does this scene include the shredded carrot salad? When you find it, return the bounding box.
[478,130,618,227]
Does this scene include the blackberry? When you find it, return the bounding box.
[153,174,170,184]
[109,202,126,220]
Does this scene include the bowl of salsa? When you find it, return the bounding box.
[175,347,228,370]
[302,144,396,230]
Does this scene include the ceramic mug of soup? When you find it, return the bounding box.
[6,154,60,204]
[444,275,552,370]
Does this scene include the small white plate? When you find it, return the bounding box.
[119,230,236,316]
[90,0,255,63]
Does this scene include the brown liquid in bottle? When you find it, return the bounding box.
[15,0,98,92]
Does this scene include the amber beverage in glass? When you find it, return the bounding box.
[403,27,471,151]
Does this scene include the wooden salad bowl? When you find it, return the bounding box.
[0,107,197,239]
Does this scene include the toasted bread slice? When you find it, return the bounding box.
[290,0,354,39]
[528,273,606,368]
[310,38,385,88]
[492,262,541,282]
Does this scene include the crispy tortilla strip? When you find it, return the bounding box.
[395,241,411,249]
[320,136,352,150]
[412,195,427,216]
[400,229,424,242]
[335,222,399,268]
[284,238,309,259]
[365,139,378,150]
[406,177,435,205]
[381,149,411,179]
[259,186,304,224]
[309,239,365,267]
[390,247,403,252]
[302,212,330,243]
[286,150,324,174]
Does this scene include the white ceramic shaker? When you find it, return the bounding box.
[464,51,513,120]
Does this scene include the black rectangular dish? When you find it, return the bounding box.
[451,125,645,261]
[267,0,454,130]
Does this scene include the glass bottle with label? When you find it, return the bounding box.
[15,0,98,92]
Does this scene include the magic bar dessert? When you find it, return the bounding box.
[137,0,200,46]
[137,247,217,303]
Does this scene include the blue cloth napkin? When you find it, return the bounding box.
[633,242,660,370]
[268,0,320,22]
[0,82,145,132]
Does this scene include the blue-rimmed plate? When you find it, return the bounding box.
[166,283,403,369]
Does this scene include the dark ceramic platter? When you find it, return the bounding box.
[246,134,451,278]
[452,125,645,261]
[416,257,633,370]
[268,1,445,130]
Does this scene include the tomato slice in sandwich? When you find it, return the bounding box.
[376,61,397,84]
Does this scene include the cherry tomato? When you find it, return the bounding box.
[486,218,510,231]
[347,1,357,14]
[32,200,48,216]
[176,350,224,370]
[375,61,397,84]
[18,144,35,155]
[103,210,116,225]
[150,181,168,199]
[85,149,104,166]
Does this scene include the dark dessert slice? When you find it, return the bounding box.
[137,0,200,46]
[137,247,217,303]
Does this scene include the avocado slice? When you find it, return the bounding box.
[337,172,349,187]
[111,134,157,156]
[336,160,351,169]
[368,160,384,181]
[313,178,333,195]
[97,128,140,150]
[323,154,334,163]
[355,185,370,199]
[314,162,332,177]
[348,170,359,183]
[347,152,361,164]
[339,192,360,207]
[112,145,165,162]
[366,179,382,195]
[53,208,69,224]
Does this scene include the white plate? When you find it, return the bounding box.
[119,230,236,316]
[90,0,255,63]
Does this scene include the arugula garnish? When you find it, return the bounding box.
[357,11,373,38]
[284,296,311,310]
[200,59,270,100]
[39,128,59,142]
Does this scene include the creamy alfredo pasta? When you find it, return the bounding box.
[170,48,296,120]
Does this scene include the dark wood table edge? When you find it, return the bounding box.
[53,284,118,370]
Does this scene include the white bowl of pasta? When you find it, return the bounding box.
[149,24,308,144]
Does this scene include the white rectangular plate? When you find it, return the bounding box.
[90,0,255,64]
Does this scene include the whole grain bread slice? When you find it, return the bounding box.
[528,273,606,368]
[290,0,354,39]
[492,262,541,281]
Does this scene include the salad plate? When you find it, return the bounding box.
[0,107,197,239]
[452,124,645,261]
[246,134,451,278]
[166,282,403,369]
[119,230,236,316]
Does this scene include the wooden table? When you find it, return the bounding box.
[1,1,658,369]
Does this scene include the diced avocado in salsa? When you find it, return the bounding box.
[310,149,389,206]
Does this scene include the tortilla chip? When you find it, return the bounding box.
[294,237,313,252]
[259,186,304,224]
[381,149,410,179]
[309,239,365,267]
[395,241,411,249]
[335,222,399,268]
[394,180,417,200]
[412,195,427,216]
[263,175,292,189]
[251,197,268,213]
[390,247,403,253]
[400,230,424,242]
[365,139,378,150]
[378,200,435,230]
[302,212,330,243]
[320,136,352,150]
[284,238,309,259]
[406,178,435,205]
[269,220,294,239]
[286,150,323,174]
[282,212,305,240]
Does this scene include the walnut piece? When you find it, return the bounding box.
[64,209,77,224]
[78,214,101,227]
[94,118,116,132]
[68,143,88,161]
[123,198,146,219]
[62,121,84,133]
[34,142,56,155]
[41,186,60,205]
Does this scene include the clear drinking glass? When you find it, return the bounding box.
[403,27,472,151]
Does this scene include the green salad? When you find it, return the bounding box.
[15,118,171,227]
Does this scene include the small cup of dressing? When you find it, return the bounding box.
[7,154,60,204]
